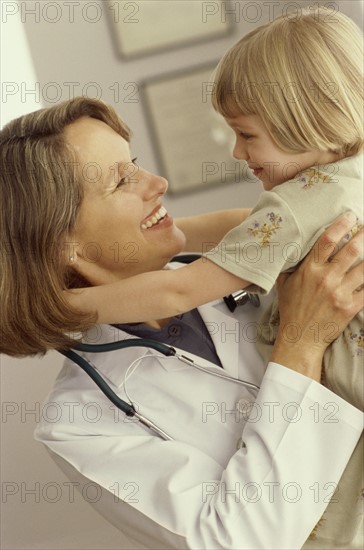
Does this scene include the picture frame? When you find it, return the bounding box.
[106,0,233,60]
[140,63,240,195]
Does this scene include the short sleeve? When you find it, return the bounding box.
[203,191,303,294]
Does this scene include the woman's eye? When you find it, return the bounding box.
[116,157,138,189]
[240,133,253,140]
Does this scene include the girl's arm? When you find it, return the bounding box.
[176,208,251,253]
[67,258,247,324]
[66,211,363,327]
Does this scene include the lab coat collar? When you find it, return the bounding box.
[165,262,272,384]
[164,261,240,378]
[197,295,272,384]
[79,262,263,387]
[79,323,221,388]
[79,309,240,390]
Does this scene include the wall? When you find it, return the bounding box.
[1,1,363,549]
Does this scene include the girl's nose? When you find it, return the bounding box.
[233,138,248,161]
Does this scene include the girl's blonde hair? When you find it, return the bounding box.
[212,6,363,157]
[0,97,131,357]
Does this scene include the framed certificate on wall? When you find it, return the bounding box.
[107,0,233,59]
[140,64,240,195]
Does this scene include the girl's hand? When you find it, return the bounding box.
[271,212,363,381]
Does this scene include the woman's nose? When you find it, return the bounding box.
[136,167,168,200]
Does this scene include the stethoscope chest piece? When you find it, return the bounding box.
[224,290,260,312]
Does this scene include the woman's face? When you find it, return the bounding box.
[64,116,186,285]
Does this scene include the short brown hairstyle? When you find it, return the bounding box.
[0,97,131,356]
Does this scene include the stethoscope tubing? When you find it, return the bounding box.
[60,348,136,416]
[61,339,179,439]
[75,338,176,356]
[60,338,260,441]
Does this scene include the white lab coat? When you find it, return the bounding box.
[34,272,363,550]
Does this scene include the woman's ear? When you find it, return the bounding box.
[66,251,114,287]
[63,235,115,286]
[64,239,81,268]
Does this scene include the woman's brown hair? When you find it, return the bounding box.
[0,97,131,357]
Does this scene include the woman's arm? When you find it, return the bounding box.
[176,208,252,253]
[271,212,364,381]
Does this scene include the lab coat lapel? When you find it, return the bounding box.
[198,295,273,386]
[197,300,240,379]
[163,262,241,379]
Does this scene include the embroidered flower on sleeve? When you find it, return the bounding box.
[248,212,283,247]
[298,168,332,189]
[348,328,364,356]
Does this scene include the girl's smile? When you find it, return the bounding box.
[225,114,342,191]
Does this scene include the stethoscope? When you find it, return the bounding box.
[60,287,261,442]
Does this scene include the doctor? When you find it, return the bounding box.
[1,98,362,549]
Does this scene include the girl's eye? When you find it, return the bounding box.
[116,157,138,189]
[240,133,253,140]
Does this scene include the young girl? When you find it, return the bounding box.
[67,7,363,548]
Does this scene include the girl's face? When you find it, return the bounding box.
[225,114,339,191]
[64,116,186,285]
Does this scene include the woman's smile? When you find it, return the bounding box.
[141,205,168,230]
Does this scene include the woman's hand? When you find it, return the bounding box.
[271,212,364,381]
